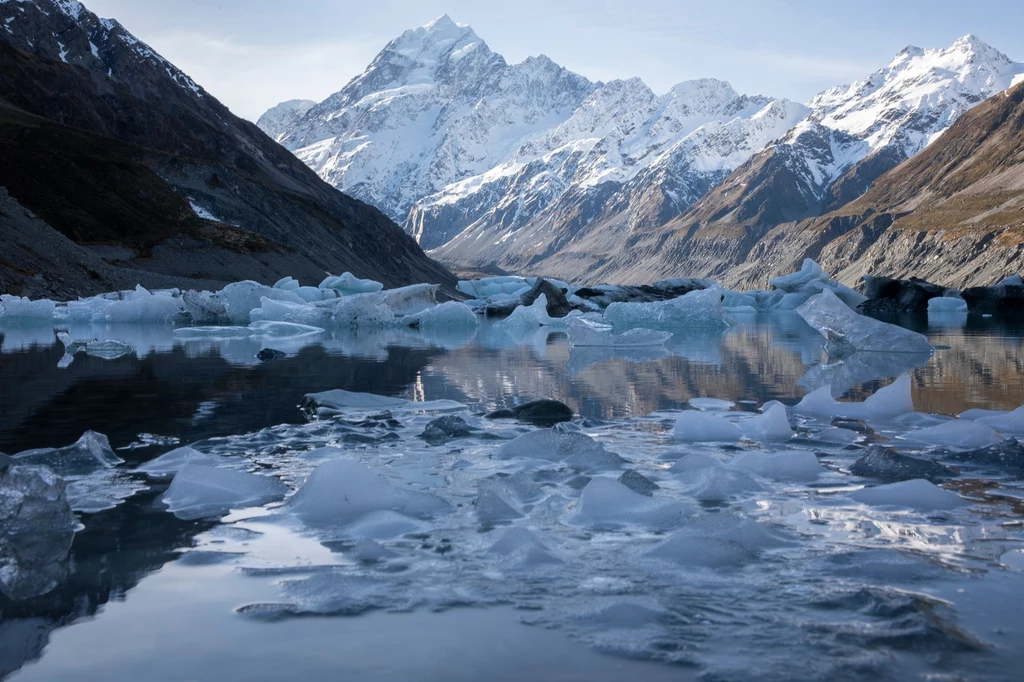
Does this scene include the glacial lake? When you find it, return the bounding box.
[2,312,1024,682]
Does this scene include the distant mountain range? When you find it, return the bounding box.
[0,0,452,299]
[262,17,1024,286]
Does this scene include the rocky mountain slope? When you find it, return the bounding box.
[0,0,453,298]
[601,80,1024,289]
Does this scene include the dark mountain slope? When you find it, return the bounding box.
[0,0,453,297]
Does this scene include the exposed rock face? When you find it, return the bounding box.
[521,279,571,318]
[0,0,453,298]
[859,276,956,313]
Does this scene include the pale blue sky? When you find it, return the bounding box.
[84,0,1024,121]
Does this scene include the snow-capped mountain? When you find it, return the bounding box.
[742,35,1024,219]
[271,15,595,245]
[263,22,1024,279]
[262,16,802,252]
[257,99,317,143]
[422,81,808,267]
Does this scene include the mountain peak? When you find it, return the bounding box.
[423,14,465,31]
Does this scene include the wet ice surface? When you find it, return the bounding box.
[2,314,1024,681]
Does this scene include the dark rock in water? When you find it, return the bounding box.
[420,415,476,444]
[961,277,1024,314]
[521,278,572,318]
[572,280,709,307]
[859,275,954,312]
[850,446,957,483]
[618,470,660,496]
[483,299,521,318]
[257,348,288,362]
[485,399,574,426]
[947,438,1024,475]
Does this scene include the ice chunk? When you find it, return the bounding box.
[671,411,740,443]
[0,294,56,320]
[0,463,76,600]
[647,514,790,568]
[737,404,793,441]
[302,389,463,415]
[287,460,449,524]
[604,288,729,331]
[770,258,828,293]
[978,405,1024,434]
[409,301,478,330]
[90,285,185,324]
[162,464,288,520]
[849,479,967,511]
[677,467,763,502]
[56,332,133,368]
[902,420,1002,449]
[249,297,333,327]
[572,478,688,530]
[566,317,671,347]
[136,446,219,479]
[15,431,122,476]
[669,453,723,472]
[273,276,301,291]
[730,450,822,481]
[688,398,734,410]
[294,286,339,303]
[343,510,426,539]
[487,528,560,568]
[378,284,438,316]
[927,297,968,313]
[330,292,396,328]
[797,289,932,355]
[457,276,530,300]
[319,273,384,295]
[793,374,914,421]
[498,294,576,328]
[219,281,304,324]
[497,428,625,472]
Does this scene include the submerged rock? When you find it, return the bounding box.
[850,446,957,483]
[859,275,953,312]
[485,399,574,426]
[947,438,1024,476]
[617,470,660,496]
[419,415,476,444]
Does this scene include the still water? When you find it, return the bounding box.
[1,312,1023,681]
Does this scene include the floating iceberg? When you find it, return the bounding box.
[218,281,304,324]
[137,447,220,479]
[572,478,688,530]
[0,294,56,321]
[797,289,932,355]
[737,404,793,441]
[927,297,968,313]
[730,450,823,481]
[902,420,1003,449]
[287,460,449,524]
[794,374,914,421]
[162,464,288,519]
[646,514,790,568]
[56,332,134,368]
[457,276,531,300]
[849,479,967,511]
[566,317,671,347]
[671,411,741,443]
[0,463,76,600]
[977,405,1024,434]
[604,288,729,331]
[15,431,122,476]
[676,466,763,502]
[319,273,384,296]
[498,428,625,472]
[409,301,478,330]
